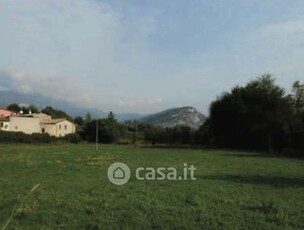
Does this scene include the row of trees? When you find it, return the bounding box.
[201,75,304,153]
[73,114,199,145]
[7,103,39,114]
[77,112,127,144]
[6,104,72,120]
[135,123,197,145]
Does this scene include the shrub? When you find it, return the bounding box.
[0,131,80,144]
[62,133,82,143]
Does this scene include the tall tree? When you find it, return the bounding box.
[84,112,92,122]
[107,111,116,122]
[292,81,304,111]
[74,116,84,126]
[82,113,126,144]
[207,75,295,152]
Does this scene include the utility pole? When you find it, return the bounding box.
[133,120,138,146]
[96,119,99,151]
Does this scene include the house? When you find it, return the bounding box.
[0,113,76,137]
[41,119,76,137]
[0,108,16,117]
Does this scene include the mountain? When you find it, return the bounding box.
[0,91,206,126]
[0,90,141,121]
[140,106,206,129]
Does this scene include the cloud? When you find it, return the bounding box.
[0,0,166,113]
[0,0,303,114]
[0,71,14,91]
[241,19,304,84]
[0,0,122,75]
[0,69,165,113]
[249,19,304,55]
[157,17,304,113]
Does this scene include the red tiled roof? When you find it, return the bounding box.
[0,108,16,117]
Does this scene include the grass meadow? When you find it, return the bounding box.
[0,144,303,229]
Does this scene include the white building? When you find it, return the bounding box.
[0,113,76,137]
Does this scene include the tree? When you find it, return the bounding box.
[292,81,304,111]
[74,116,84,126]
[207,75,295,152]
[28,104,39,113]
[84,112,92,122]
[82,112,126,143]
[107,111,116,122]
[7,103,20,113]
[7,103,39,114]
[245,75,294,151]
[289,81,304,152]
[41,106,73,120]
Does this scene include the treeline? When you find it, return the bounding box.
[76,112,127,144]
[3,75,304,155]
[126,122,198,145]
[6,104,73,120]
[200,75,304,154]
[71,112,200,145]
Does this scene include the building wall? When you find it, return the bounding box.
[41,123,56,136]
[55,120,76,137]
[42,120,76,137]
[1,115,76,137]
[8,117,41,134]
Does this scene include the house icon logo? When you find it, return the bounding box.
[113,167,125,179]
[107,162,130,185]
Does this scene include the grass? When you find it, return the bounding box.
[0,144,303,229]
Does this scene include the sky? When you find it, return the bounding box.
[0,0,303,114]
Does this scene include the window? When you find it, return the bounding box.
[59,125,61,129]
[15,126,18,130]
[42,128,45,133]
[65,125,67,130]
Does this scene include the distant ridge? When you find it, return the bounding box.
[0,91,206,125]
[0,90,142,121]
[140,106,206,129]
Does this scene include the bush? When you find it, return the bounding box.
[62,133,82,143]
[0,131,53,143]
[0,131,80,144]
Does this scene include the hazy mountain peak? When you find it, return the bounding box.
[141,106,206,129]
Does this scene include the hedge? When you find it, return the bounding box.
[0,131,81,144]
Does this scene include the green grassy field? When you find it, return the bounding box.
[0,144,303,229]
